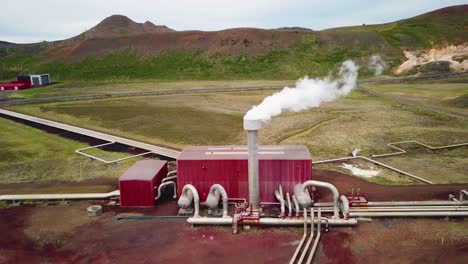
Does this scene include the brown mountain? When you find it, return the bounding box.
[85,15,174,38]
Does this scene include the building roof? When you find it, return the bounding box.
[119,159,167,181]
[178,145,312,160]
[0,83,25,88]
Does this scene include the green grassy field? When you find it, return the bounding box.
[0,117,138,186]
[366,77,468,115]
[9,88,468,184]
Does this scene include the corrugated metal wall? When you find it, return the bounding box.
[119,163,168,207]
[177,159,312,203]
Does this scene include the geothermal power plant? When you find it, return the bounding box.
[1,64,467,262]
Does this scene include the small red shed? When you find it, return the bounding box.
[177,145,312,203]
[0,83,26,91]
[119,160,168,207]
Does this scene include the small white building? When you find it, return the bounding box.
[17,74,51,86]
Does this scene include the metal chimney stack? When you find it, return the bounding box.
[243,118,262,209]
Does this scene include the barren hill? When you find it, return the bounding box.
[85,15,174,38]
[1,5,467,81]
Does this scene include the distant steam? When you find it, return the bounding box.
[244,60,359,122]
[368,54,386,76]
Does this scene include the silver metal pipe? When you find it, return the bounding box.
[206,184,229,217]
[162,175,177,183]
[461,190,468,201]
[178,184,200,218]
[351,208,468,212]
[340,195,350,219]
[349,211,468,217]
[292,195,300,216]
[275,185,286,216]
[366,201,468,206]
[187,217,357,226]
[301,180,340,218]
[0,190,120,201]
[166,170,177,177]
[155,181,177,200]
[371,140,468,158]
[314,155,433,184]
[298,208,314,264]
[286,192,292,217]
[289,208,307,264]
[306,209,321,264]
[247,129,260,209]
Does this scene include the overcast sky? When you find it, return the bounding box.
[0,0,465,43]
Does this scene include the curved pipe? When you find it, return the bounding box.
[289,208,307,264]
[461,190,468,201]
[298,208,314,264]
[167,170,177,177]
[292,195,300,216]
[306,209,322,264]
[178,184,200,218]
[207,184,229,218]
[340,195,350,219]
[155,181,177,200]
[301,180,340,218]
[274,185,285,217]
[162,175,177,183]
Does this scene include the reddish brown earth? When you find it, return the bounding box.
[46,27,307,62]
[1,200,467,264]
[1,169,468,263]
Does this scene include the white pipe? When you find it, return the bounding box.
[301,180,340,218]
[349,211,468,217]
[207,184,229,218]
[371,140,468,158]
[461,190,468,201]
[275,185,286,216]
[340,195,350,219]
[289,208,307,264]
[298,208,314,264]
[286,192,292,217]
[313,201,468,207]
[166,170,177,177]
[178,184,200,218]
[314,155,433,184]
[155,181,177,200]
[187,216,358,226]
[292,195,300,216]
[306,209,321,264]
[366,201,468,206]
[247,129,260,209]
[0,190,120,201]
[162,175,177,183]
[350,207,468,212]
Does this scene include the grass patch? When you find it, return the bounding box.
[0,117,136,184]
[9,88,468,184]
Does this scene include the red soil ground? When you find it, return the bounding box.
[1,169,467,263]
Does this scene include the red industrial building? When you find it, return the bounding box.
[177,145,312,203]
[119,160,168,207]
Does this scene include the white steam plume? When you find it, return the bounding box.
[244,60,359,122]
[368,54,386,76]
